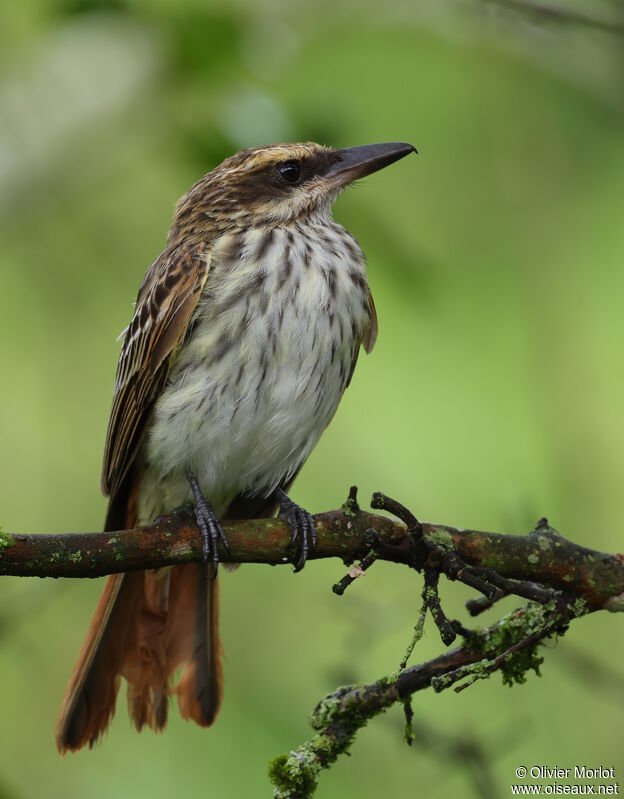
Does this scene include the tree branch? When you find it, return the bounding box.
[1,488,623,797]
[1,497,622,612]
[262,492,624,797]
[269,595,579,798]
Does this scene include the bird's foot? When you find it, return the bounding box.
[276,488,316,572]
[188,476,229,576]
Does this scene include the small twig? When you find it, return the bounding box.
[332,543,378,596]
[371,491,422,534]
[441,550,500,600]
[466,590,507,617]
[331,487,379,595]
[402,697,414,746]
[342,485,360,515]
[269,597,582,798]
[471,568,553,604]
[399,600,428,670]
[432,626,550,694]
[422,564,457,646]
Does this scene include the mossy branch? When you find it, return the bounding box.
[269,595,586,799]
[261,492,624,797]
[1,496,623,614]
[1,489,623,797]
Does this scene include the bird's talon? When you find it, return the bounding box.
[276,488,316,571]
[189,475,229,572]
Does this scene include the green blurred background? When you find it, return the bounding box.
[1,1,624,797]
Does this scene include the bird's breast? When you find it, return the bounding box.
[142,222,372,512]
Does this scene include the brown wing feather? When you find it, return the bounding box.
[362,286,378,354]
[101,241,211,500]
[346,287,378,389]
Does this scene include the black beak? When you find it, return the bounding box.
[328,142,417,185]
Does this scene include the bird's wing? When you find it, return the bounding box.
[346,287,377,389]
[101,240,211,499]
[362,287,378,353]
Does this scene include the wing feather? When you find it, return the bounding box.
[362,287,378,354]
[346,286,377,389]
[101,241,211,498]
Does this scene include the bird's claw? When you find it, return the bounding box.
[276,488,316,572]
[189,476,229,577]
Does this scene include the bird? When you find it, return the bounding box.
[55,140,416,752]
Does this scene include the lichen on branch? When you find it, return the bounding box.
[0,493,622,615]
[268,592,590,799]
[1,489,623,798]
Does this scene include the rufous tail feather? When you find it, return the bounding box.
[55,470,223,753]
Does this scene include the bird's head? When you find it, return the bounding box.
[169,141,416,240]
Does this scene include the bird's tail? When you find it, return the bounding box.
[55,472,222,753]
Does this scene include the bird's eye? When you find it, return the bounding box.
[279,161,302,184]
